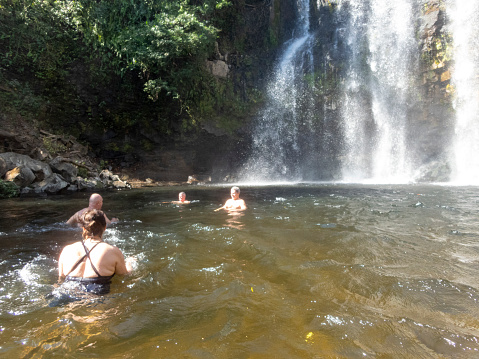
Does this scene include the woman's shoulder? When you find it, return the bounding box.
[96,242,122,254]
[62,241,82,251]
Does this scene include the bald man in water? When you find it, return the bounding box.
[215,186,247,211]
[66,193,118,227]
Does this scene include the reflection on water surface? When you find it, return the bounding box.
[1,184,479,357]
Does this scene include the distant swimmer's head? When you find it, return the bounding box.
[231,186,240,199]
[80,209,107,239]
[89,193,103,210]
[178,192,186,202]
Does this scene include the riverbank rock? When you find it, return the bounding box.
[187,174,212,184]
[99,169,130,189]
[0,152,53,180]
[4,166,36,187]
[30,173,69,194]
[0,151,130,196]
[0,157,6,177]
[49,156,78,183]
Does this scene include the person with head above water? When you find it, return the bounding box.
[58,209,135,294]
[66,193,118,227]
[162,191,191,204]
[215,186,247,211]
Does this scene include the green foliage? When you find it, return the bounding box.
[77,166,88,178]
[99,160,109,170]
[0,0,266,152]
[141,139,154,151]
[43,137,67,155]
[183,71,263,134]
[0,179,19,199]
[55,0,230,100]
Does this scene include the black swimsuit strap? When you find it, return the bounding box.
[80,240,102,277]
[65,241,101,277]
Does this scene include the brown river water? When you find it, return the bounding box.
[1,184,479,358]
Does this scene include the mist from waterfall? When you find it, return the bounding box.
[449,0,479,184]
[238,0,314,182]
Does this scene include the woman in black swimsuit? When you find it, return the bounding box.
[58,209,133,295]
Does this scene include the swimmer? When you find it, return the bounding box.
[163,192,191,204]
[58,209,135,295]
[215,186,247,211]
[66,193,118,227]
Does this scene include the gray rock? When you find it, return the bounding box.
[187,174,212,184]
[100,169,114,180]
[0,152,52,180]
[31,174,69,193]
[75,177,98,191]
[414,160,451,182]
[49,156,78,183]
[112,180,129,188]
[30,147,51,161]
[420,10,440,37]
[205,60,229,78]
[0,157,7,177]
[4,166,36,187]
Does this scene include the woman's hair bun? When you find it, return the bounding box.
[80,209,107,238]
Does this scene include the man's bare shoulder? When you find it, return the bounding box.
[66,208,87,226]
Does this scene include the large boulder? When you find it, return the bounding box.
[4,166,36,187]
[75,177,99,191]
[30,173,69,194]
[0,152,52,181]
[0,157,6,177]
[99,169,129,188]
[49,156,78,183]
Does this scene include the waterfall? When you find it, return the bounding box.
[240,0,420,184]
[449,0,479,184]
[238,0,479,185]
[339,0,418,183]
[238,0,314,182]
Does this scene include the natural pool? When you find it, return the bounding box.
[1,184,479,357]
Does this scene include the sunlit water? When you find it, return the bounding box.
[2,185,479,357]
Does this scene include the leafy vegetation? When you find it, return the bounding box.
[0,179,19,199]
[1,0,275,160]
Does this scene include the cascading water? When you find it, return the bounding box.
[449,0,479,184]
[239,0,479,185]
[240,0,420,184]
[238,0,314,182]
[339,0,419,183]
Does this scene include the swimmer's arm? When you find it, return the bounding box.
[58,247,69,278]
[104,213,118,225]
[114,248,135,275]
[215,199,232,211]
[66,213,79,227]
